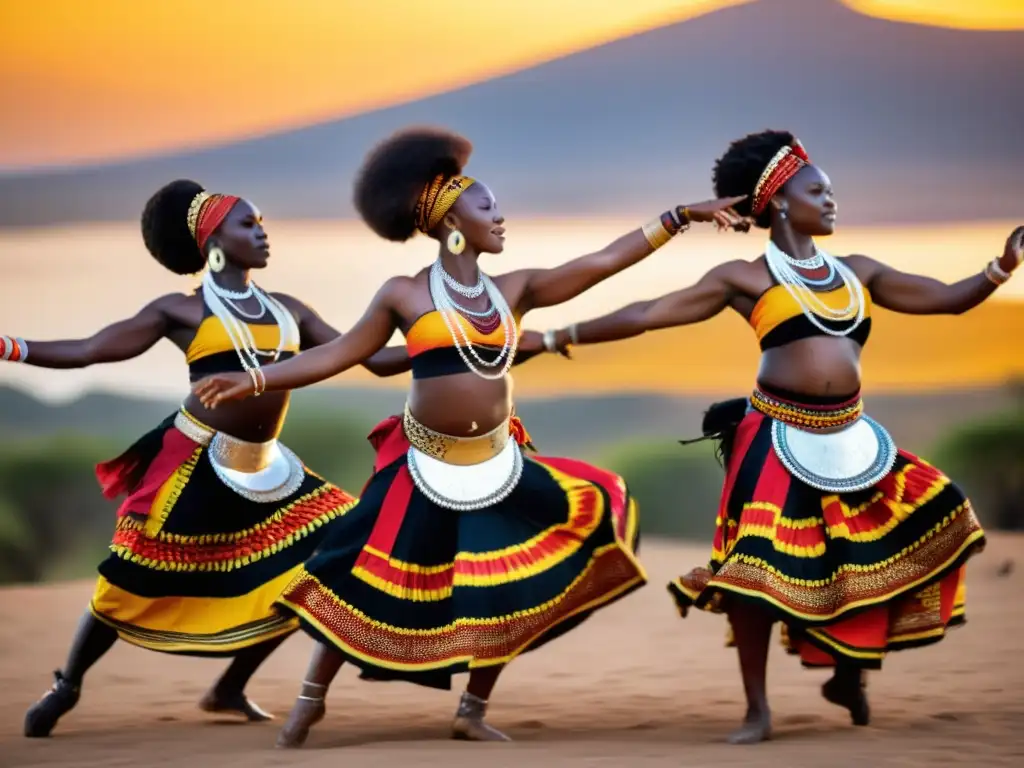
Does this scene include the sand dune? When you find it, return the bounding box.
[1,534,1022,767]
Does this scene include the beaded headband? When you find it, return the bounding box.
[186,190,241,251]
[415,174,475,234]
[751,140,811,215]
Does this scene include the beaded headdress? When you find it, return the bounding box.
[751,140,810,215]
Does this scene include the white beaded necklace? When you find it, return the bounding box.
[428,260,517,380]
[440,264,485,298]
[764,240,865,338]
[201,271,301,375]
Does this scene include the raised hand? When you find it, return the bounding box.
[192,371,255,409]
[684,196,751,232]
[999,225,1024,274]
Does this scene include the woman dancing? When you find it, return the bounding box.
[6,180,411,738]
[540,130,1019,743]
[191,127,746,747]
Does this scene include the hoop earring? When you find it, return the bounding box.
[446,229,465,255]
[207,246,226,273]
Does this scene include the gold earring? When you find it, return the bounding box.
[446,229,465,255]
[208,246,226,272]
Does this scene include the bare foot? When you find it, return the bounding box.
[452,716,512,742]
[726,709,772,745]
[198,688,273,722]
[24,672,81,738]
[822,673,870,726]
[451,691,511,742]
[276,698,326,749]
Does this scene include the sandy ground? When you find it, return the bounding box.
[1,536,1022,768]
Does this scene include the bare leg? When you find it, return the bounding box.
[822,662,870,725]
[276,642,344,749]
[198,635,288,722]
[726,605,774,745]
[452,665,511,742]
[24,610,119,737]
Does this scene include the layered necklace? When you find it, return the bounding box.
[428,259,518,380]
[201,270,301,376]
[764,240,865,338]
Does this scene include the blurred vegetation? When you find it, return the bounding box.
[0,396,1021,586]
[600,438,723,542]
[931,403,1024,531]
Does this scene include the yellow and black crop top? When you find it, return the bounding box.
[186,305,300,381]
[405,310,522,379]
[749,284,873,351]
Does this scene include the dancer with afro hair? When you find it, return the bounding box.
[538,129,1022,743]
[192,126,747,747]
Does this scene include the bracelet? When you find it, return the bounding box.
[247,367,267,397]
[0,336,28,362]
[542,329,557,353]
[984,258,1011,286]
[641,206,692,250]
[568,323,580,345]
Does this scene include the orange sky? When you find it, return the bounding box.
[0,0,749,170]
[1,0,1021,171]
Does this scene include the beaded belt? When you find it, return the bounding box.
[750,388,863,432]
[173,409,277,473]
[402,405,510,466]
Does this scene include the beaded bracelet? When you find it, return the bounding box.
[642,206,691,250]
[0,336,28,362]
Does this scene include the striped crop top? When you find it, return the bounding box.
[185,305,299,381]
[748,284,873,351]
[406,310,521,379]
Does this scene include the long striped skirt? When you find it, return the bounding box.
[277,412,646,689]
[90,408,356,655]
[669,387,985,668]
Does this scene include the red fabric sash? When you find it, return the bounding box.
[95,428,201,518]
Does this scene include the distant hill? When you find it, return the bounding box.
[2,0,1021,227]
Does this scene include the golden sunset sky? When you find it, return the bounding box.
[1,0,1021,170]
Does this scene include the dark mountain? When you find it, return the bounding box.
[2,0,1021,227]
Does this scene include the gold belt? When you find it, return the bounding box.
[402,405,510,466]
[173,408,277,473]
[750,389,863,431]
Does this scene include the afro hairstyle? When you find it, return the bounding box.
[141,179,208,275]
[353,127,473,242]
[712,130,797,229]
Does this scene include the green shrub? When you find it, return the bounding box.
[601,438,724,541]
[931,407,1024,530]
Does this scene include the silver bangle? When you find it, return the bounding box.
[542,329,557,353]
[17,338,28,362]
[568,324,580,345]
[984,258,1011,286]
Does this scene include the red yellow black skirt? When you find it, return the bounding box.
[89,409,357,656]
[668,387,985,669]
[276,413,646,690]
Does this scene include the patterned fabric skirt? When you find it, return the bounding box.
[276,412,646,690]
[90,408,356,656]
[668,387,985,669]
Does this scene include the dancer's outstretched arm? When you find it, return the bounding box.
[844,225,1023,315]
[545,261,748,350]
[274,293,411,377]
[500,197,749,314]
[1,294,188,369]
[194,278,406,407]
